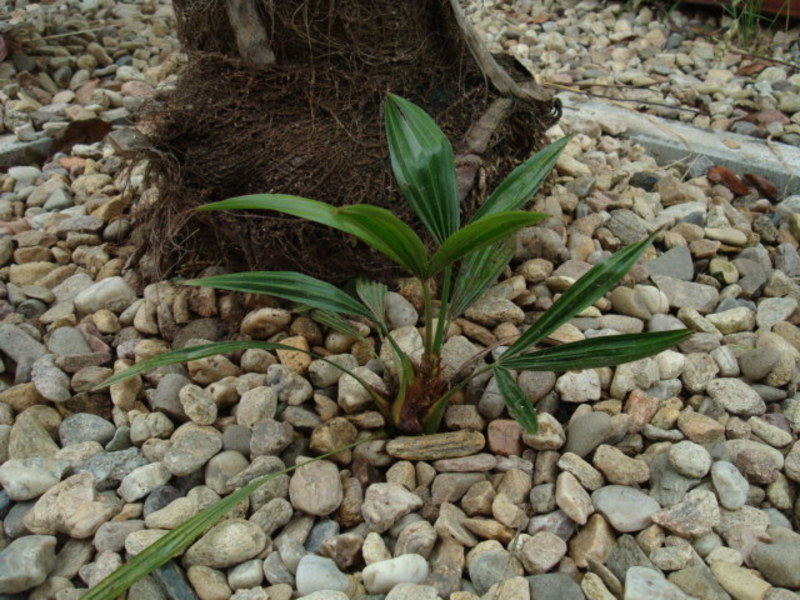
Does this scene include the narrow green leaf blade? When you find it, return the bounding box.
[185,271,372,320]
[337,204,429,278]
[471,136,571,222]
[428,211,547,274]
[97,341,278,388]
[448,241,514,320]
[196,195,416,274]
[355,278,389,331]
[195,194,342,229]
[305,308,364,340]
[501,233,657,361]
[494,367,538,434]
[385,93,459,244]
[81,438,377,600]
[500,330,692,371]
[98,340,390,413]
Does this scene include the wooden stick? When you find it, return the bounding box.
[224,0,275,67]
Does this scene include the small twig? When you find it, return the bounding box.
[448,0,554,103]
[727,45,800,70]
[543,81,703,114]
[14,26,106,42]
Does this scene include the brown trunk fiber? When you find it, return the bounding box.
[133,0,560,283]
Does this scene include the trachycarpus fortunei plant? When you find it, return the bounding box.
[102,93,689,435]
[88,94,690,599]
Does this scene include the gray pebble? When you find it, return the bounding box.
[566,412,614,458]
[0,534,57,593]
[59,413,116,447]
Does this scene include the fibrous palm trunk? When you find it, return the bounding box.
[133,0,560,282]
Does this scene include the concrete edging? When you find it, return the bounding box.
[560,95,800,196]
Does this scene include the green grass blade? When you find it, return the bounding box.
[195,194,342,229]
[355,277,389,331]
[428,211,547,275]
[384,93,459,244]
[448,240,514,320]
[499,233,657,362]
[337,204,429,278]
[500,330,691,371]
[82,437,380,600]
[185,271,372,320]
[494,367,538,434]
[470,136,570,222]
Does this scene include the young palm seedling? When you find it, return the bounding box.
[90,94,690,598]
[102,94,689,435]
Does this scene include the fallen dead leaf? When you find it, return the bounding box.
[736,60,770,76]
[743,173,778,200]
[707,165,749,196]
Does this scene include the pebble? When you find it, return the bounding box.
[565,411,615,457]
[31,355,71,403]
[468,550,519,595]
[0,324,47,366]
[24,471,122,538]
[725,439,784,484]
[162,424,223,476]
[0,458,65,501]
[363,554,430,594]
[289,458,343,517]
[0,534,57,594]
[73,276,137,314]
[653,276,719,313]
[593,445,650,485]
[520,531,567,573]
[240,307,292,338]
[749,542,800,589]
[184,519,267,569]
[756,297,798,330]
[295,555,351,596]
[591,486,660,532]
[709,560,772,600]
[651,489,721,538]
[668,440,712,478]
[386,431,486,460]
[710,460,749,510]
[647,246,694,281]
[118,462,172,503]
[362,483,424,532]
[179,384,218,426]
[555,471,594,525]
[624,566,690,600]
[706,378,766,416]
[556,369,602,403]
[527,572,586,600]
[58,413,116,447]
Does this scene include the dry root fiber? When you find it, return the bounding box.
[134,0,559,283]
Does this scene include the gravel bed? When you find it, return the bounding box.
[0,1,798,599]
[467,0,800,146]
